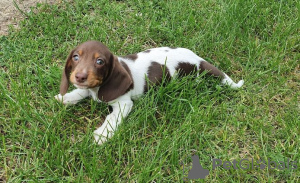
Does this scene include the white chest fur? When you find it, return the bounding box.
[88,87,100,102]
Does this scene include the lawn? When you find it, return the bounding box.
[0,0,299,182]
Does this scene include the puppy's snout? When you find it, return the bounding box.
[75,72,88,83]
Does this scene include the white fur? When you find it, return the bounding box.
[94,93,133,145]
[121,47,206,98]
[55,47,244,145]
[221,74,245,89]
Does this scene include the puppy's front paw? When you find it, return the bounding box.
[54,93,78,105]
[54,94,64,103]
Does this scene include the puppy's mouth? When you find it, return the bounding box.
[72,79,103,89]
[74,83,89,89]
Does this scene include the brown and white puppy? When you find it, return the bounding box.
[55,41,244,145]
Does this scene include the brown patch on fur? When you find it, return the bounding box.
[78,50,83,55]
[70,71,76,84]
[87,70,103,87]
[199,61,225,78]
[143,49,151,53]
[94,52,100,58]
[120,61,134,91]
[175,62,197,77]
[123,54,138,61]
[144,62,171,92]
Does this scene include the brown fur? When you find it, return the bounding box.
[144,62,171,92]
[97,56,133,102]
[175,62,198,77]
[120,61,134,91]
[199,61,225,78]
[87,70,103,86]
[59,50,74,95]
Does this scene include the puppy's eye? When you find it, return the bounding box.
[73,55,79,61]
[96,58,104,65]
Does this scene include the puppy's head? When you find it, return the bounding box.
[59,41,133,102]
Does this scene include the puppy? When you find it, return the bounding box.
[55,41,244,144]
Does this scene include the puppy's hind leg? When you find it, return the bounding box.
[199,60,244,89]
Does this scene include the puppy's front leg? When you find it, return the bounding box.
[55,89,90,105]
[94,96,133,145]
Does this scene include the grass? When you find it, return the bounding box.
[0,0,299,182]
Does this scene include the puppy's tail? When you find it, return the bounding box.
[199,60,244,89]
[221,73,244,89]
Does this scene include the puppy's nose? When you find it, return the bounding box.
[75,72,88,83]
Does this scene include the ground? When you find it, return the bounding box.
[0,0,57,35]
[0,0,299,182]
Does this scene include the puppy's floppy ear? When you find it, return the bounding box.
[98,55,133,102]
[59,49,74,95]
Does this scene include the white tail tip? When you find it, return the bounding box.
[222,74,244,89]
[231,80,244,89]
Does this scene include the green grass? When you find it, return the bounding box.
[0,0,299,182]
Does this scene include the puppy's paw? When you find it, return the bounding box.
[54,94,64,103]
[54,93,79,105]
